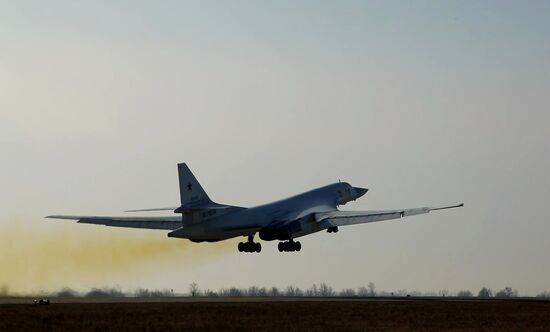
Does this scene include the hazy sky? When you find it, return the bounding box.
[1,1,549,295]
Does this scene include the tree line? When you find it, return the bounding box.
[188,284,548,299]
[1,283,549,298]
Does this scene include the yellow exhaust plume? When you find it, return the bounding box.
[0,217,233,294]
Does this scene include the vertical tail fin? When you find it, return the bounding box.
[177,163,212,207]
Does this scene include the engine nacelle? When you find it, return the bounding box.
[259,227,291,241]
[259,220,303,241]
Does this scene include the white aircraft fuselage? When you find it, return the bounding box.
[168,183,368,242]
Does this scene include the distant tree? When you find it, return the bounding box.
[438,289,449,297]
[478,287,493,298]
[57,287,77,297]
[311,284,318,296]
[536,291,550,298]
[228,287,242,297]
[457,290,473,297]
[495,287,517,298]
[395,289,408,296]
[150,289,174,297]
[284,286,302,297]
[339,288,356,297]
[247,286,259,296]
[258,287,268,297]
[204,289,218,297]
[285,286,297,297]
[85,288,124,297]
[357,287,369,297]
[189,282,199,297]
[135,288,151,297]
[368,282,376,296]
[318,283,335,297]
[269,287,280,297]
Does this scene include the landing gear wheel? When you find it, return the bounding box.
[238,234,263,253]
[238,238,262,253]
[277,240,303,252]
[288,240,297,252]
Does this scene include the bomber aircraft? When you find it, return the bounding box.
[47,163,463,253]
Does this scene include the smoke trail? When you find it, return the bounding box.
[0,217,234,294]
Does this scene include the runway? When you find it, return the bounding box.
[1,297,549,331]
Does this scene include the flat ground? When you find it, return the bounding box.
[1,298,549,331]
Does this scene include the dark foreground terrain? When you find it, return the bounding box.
[1,298,549,331]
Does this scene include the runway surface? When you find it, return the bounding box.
[1,297,549,331]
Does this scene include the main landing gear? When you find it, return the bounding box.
[278,240,301,252]
[238,235,262,253]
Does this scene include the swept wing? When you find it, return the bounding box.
[315,203,463,228]
[45,215,181,230]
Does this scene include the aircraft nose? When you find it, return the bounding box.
[354,187,368,198]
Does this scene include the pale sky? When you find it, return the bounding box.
[1,1,549,295]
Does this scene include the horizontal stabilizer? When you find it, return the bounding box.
[174,202,243,214]
[125,207,178,213]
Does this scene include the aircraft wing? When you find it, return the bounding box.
[45,215,181,230]
[314,203,463,228]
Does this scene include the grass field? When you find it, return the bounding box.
[1,298,549,331]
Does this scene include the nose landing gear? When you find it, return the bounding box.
[238,235,262,253]
[278,239,301,252]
